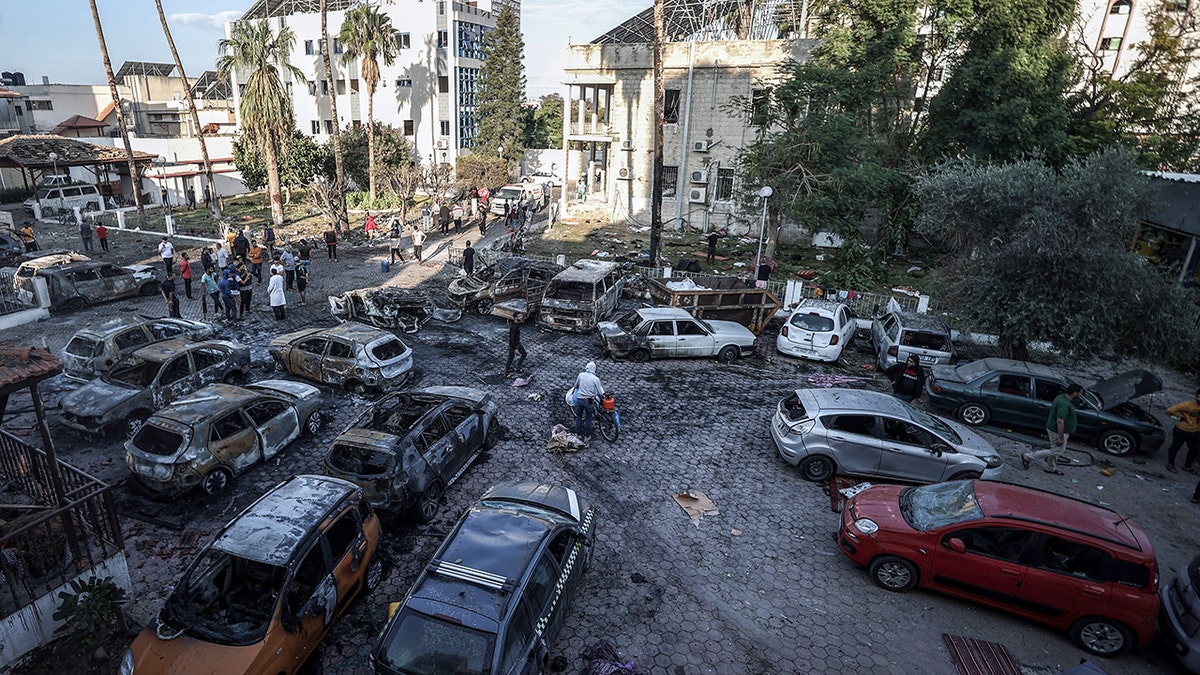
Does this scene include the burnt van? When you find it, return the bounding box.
[538,259,624,332]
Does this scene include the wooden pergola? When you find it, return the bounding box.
[0,134,157,194]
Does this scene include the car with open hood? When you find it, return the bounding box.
[371,480,595,675]
[60,315,216,381]
[122,474,384,675]
[598,306,757,363]
[269,322,413,395]
[924,358,1164,456]
[60,338,251,437]
[125,380,324,496]
[324,386,499,521]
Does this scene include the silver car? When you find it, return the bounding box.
[770,388,1003,484]
[598,306,757,363]
[1160,551,1200,672]
[61,315,216,381]
[870,310,954,371]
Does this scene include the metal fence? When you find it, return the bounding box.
[0,270,36,317]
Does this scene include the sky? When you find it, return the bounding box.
[0,0,647,99]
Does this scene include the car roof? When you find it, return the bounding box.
[288,321,392,344]
[974,481,1150,553]
[211,475,357,566]
[129,337,199,361]
[153,384,261,425]
[963,358,1061,378]
[19,252,92,270]
[790,298,846,315]
[797,388,914,419]
[634,307,693,321]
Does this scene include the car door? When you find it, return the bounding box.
[876,417,952,482]
[414,413,456,483]
[837,306,856,348]
[190,346,231,387]
[1013,534,1112,625]
[322,340,357,385]
[498,599,539,675]
[146,320,188,341]
[68,268,105,301]
[98,264,136,297]
[929,526,1035,610]
[207,409,262,472]
[291,338,329,381]
[819,414,884,476]
[276,539,336,671]
[323,507,370,616]
[978,372,1036,429]
[1031,378,1068,431]
[439,403,481,483]
[245,397,300,459]
[152,354,196,408]
[645,320,677,357]
[675,318,716,357]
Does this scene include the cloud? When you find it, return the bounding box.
[167,11,242,31]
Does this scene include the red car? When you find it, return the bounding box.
[837,480,1159,657]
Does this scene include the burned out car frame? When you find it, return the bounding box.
[14,256,158,312]
[538,259,625,333]
[329,287,435,333]
[269,322,413,395]
[61,315,216,381]
[447,256,564,318]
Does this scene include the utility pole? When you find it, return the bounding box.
[649,0,665,267]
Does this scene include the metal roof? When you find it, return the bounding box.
[593,0,806,44]
[0,344,63,397]
[0,135,157,170]
[212,475,355,566]
[189,71,231,100]
[114,61,175,80]
[240,0,357,20]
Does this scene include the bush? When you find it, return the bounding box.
[346,191,401,210]
[0,187,34,204]
[52,576,128,651]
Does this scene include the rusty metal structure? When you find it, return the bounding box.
[593,0,808,44]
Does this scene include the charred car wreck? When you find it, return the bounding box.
[538,259,625,333]
[329,287,435,333]
[447,256,564,319]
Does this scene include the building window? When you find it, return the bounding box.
[404,120,414,135]
[664,89,680,124]
[662,166,678,198]
[456,22,490,59]
[14,106,21,116]
[440,120,451,136]
[320,79,329,95]
[396,78,413,88]
[311,120,321,134]
[931,67,945,82]
[716,168,735,201]
[1110,0,1132,13]
[438,76,450,93]
[324,120,333,134]
[457,67,480,147]
[437,30,449,48]
[308,81,317,96]
[285,82,293,95]
[438,2,445,14]
[29,100,53,111]
[305,40,314,55]
[751,88,771,126]
[398,32,411,49]
[333,38,343,54]
[1101,36,1123,50]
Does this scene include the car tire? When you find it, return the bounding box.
[629,348,650,363]
[946,471,982,481]
[272,357,287,373]
[476,298,494,315]
[364,551,389,591]
[717,345,739,364]
[345,380,370,397]
[956,402,991,426]
[798,455,835,482]
[138,282,158,297]
[869,555,919,592]
[1098,429,1137,456]
[202,467,232,496]
[305,410,323,435]
[483,418,500,450]
[411,480,444,523]
[1069,616,1133,656]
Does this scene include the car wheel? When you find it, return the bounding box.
[222,371,244,385]
[956,402,991,426]
[305,410,323,435]
[123,412,150,439]
[476,298,494,315]
[57,297,87,313]
[1070,616,1133,656]
[483,418,500,450]
[798,455,835,482]
[717,345,739,364]
[947,471,981,481]
[869,555,919,592]
[138,282,158,297]
[202,468,232,496]
[364,551,388,591]
[1098,429,1136,456]
[629,348,650,363]
[411,480,444,523]
[272,357,287,373]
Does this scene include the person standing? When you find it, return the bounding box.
[389,221,404,264]
[216,242,229,270]
[296,238,313,272]
[280,247,296,291]
[438,201,451,234]
[19,222,37,252]
[179,252,194,299]
[412,226,426,263]
[200,246,214,275]
[268,268,286,320]
[504,314,527,376]
[200,266,219,320]
[1166,389,1200,473]
[158,236,175,276]
[237,262,254,318]
[706,229,726,263]
[249,240,264,285]
[479,207,488,236]
[186,186,197,210]
[203,185,212,208]
[324,224,338,261]
[78,218,94,252]
[421,202,432,232]
[161,272,181,318]
[96,223,109,252]
[262,223,277,262]
[161,187,169,208]
[452,202,464,233]
[219,270,238,323]
[1022,384,1082,475]
[295,264,309,306]
[462,240,476,276]
[364,211,378,242]
[573,361,605,444]
[233,229,250,262]
[886,355,925,403]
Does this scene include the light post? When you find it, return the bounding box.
[754,185,773,284]
[159,157,172,215]
[48,152,59,179]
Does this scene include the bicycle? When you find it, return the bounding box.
[591,394,620,442]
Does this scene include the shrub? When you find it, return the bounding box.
[0,187,34,205]
[52,576,128,650]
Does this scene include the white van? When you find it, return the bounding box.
[489,183,543,216]
[23,184,104,215]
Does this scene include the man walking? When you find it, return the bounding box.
[280,247,297,291]
[1023,384,1082,475]
[1166,388,1200,473]
[249,240,264,284]
[421,203,432,232]
[218,270,238,323]
[462,240,476,276]
[439,201,451,235]
[201,265,219,320]
[706,229,726,263]
[412,226,426,263]
[389,220,405,264]
[78,219,93,252]
[96,223,109,252]
[452,202,464,233]
[179,252,194,299]
[572,361,605,444]
[158,236,175,276]
[296,238,313,272]
[186,186,197,210]
[268,268,287,321]
[324,224,338,261]
[19,222,37,252]
[504,314,527,376]
[262,223,277,262]
[203,186,212,208]
[161,271,181,318]
[886,355,925,403]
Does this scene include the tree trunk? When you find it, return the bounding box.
[154,0,221,219]
[998,334,1030,361]
[649,0,665,266]
[367,88,376,203]
[322,0,347,232]
[266,145,285,225]
[90,0,148,229]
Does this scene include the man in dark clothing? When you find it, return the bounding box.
[479,208,488,236]
[463,241,476,276]
[886,355,925,403]
[263,224,277,261]
[233,231,251,260]
[187,187,197,210]
[504,314,527,376]
[706,229,726,263]
[161,272,181,318]
[438,202,451,234]
[324,225,338,261]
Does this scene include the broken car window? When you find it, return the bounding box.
[159,356,192,385]
[379,611,494,675]
[64,336,102,358]
[210,412,251,442]
[370,338,407,361]
[791,313,835,332]
[328,444,395,475]
[106,355,157,387]
[131,424,186,457]
[246,400,290,426]
[898,481,983,532]
[165,550,285,646]
[298,339,328,356]
[329,341,354,359]
[901,330,948,351]
[114,329,149,351]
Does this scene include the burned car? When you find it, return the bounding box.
[539,259,625,332]
[270,322,413,395]
[325,386,498,522]
[125,380,324,496]
[122,475,383,675]
[598,306,757,363]
[60,338,251,437]
[0,228,23,266]
[61,315,216,381]
[14,255,158,312]
[448,256,564,318]
[329,287,435,333]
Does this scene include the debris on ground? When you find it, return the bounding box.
[673,490,719,527]
[580,640,642,675]
[806,373,873,389]
[547,424,585,453]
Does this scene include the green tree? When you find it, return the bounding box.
[523,94,563,149]
[476,5,526,166]
[340,3,400,202]
[339,123,413,190]
[217,20,306,225]
[233,130,332,192]
[456,154,509,192]
[914,148,1199,362]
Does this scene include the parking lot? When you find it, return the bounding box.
[4,216,1198,674]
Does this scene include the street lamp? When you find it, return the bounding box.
[159,157,172,215]
[48,152,58,178]
[497,145,504,160]
[754,185,774,285]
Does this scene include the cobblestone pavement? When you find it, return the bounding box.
[3,209,1196,674]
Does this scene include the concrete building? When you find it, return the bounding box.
[0,88,33,139]
[230,0,519,169]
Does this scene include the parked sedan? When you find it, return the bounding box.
[598,306,757,363]
[771,388,1003,484]
[325,386,499,521]
[61,315,215,381]
[270,322,413,395]
[60,338,251,437]
[125,380,324,496]
[924,358,1165,456]
[1160,551,1200,672]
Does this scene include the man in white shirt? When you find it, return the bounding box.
[157,236,174,276]
[216,242,229,270]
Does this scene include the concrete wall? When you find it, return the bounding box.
[7,84,119,134]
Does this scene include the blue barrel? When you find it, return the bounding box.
[381,260,390,273]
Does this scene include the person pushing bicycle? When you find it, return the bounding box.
[573,361,605,446]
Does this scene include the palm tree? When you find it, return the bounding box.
[321,0,348,231]
[153,0,221,218]
[217,20,305,226]
[89,0,148,229]
[340,4,400,203]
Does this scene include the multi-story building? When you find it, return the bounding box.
[229,0,519,169]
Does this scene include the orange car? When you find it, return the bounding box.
[121,475,384,674]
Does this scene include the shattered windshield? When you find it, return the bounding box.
[131,424,186,458]
[379,610,494,675]
[105,356,158,387]
[371,338,408,361]
[898,481,982,532]
[160,549,285,646]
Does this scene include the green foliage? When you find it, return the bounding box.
[456,154,509,191]
[339,123,415,188]
[476,5,526,164]
[217,20,305,158]
[346,191,401,210]
[0,187,34,204]
[914,148,1200,362]
[52,576,127,650]
[339,3,400,198]
[523,94,563,149]
[233,130,332,191]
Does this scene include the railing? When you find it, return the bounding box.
[0,429,124,618]
[567,121,615,137]
[0,270,36,316]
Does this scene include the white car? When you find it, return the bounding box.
[521,171,563,187]
[598,306,757,363]
[775,299,855,363]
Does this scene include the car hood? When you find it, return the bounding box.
[59,351,97,379]
[706,319,756,341]
[848,484,909,524]
[929,364,964,384]
[1090,370,1162,410]
[596,321,624,339]
[61,379,138,415]
[941,418,998,458]
[130,627,266,675]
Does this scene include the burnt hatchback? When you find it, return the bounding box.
[61,315,216,381]
[270,322,413,395]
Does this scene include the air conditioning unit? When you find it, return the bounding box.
[688,187,707,203]
[690,170,708,184]
[616,166,633,180]
[620,139,635,151]
[693,140,711,152]
[435,139,448,150]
